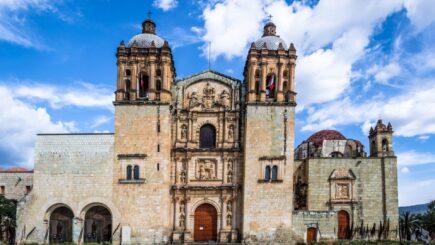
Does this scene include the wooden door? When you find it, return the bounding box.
[307,227,317,243]
[194,204,217,241]
[337,210,350,239]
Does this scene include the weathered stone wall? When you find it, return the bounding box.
[113,105,172,244]
[242,105,295,242]
[0,171,33,200]
[292,211,337,242]
[16,134,116,244]
[304,157,399,239]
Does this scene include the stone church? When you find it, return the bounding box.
[15,17,398,244]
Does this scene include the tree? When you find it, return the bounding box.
[399,211,421,241]
[420,200,435,238]
[0,195,17,244]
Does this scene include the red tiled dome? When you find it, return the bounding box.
[0,167,31,172]
[306,130,346,146]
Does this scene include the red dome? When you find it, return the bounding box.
[306,130,346,146]
[0,167,32,172]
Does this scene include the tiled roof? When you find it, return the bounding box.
[0,167,33,173]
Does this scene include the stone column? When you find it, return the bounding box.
[289,61,296,101]
[277,62,284,102]
[260,61,267,101]
[149,59,156,100]
[72,217,82,244]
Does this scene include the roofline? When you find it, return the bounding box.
[37,133,114,136]
[0,170,34,173]
[175,69,242,83]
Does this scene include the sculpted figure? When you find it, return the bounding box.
[189,92,200,108]
[220,90,231,108]
[181,124,187,139]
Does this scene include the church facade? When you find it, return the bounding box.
[15,18,398,244]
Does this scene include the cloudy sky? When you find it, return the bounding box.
[0,0,435,206]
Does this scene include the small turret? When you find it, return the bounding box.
[368,119,394,157]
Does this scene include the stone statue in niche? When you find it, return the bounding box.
[202,82,216,109]
[219,90,231,108]
[228,125,234,140]
[197,160,217,180]
[179,170,186,184]
[227,160,233,183]
[181,124,187,139]
[226,200,232,227]
[179,213,185,228]
[179,201,185,213]
[294,176,307,210]
[189,92,201,109]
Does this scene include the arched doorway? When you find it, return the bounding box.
[194,203,217,242]
[199,124,216,149]
[84,206,112,243]
[49,207,74,243]
[337,210,350,239]
[307,227,317,243]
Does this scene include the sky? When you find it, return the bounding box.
[0,0,434,206]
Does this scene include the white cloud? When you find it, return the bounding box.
[90,115,111,129]
[0,85,75,168]
[396,150,435,167]
[153,0,178,11]
[403,0,435,32]
[12,82,114,111]
[399,179,435,206]
[400,166,410,173]
[302,81,435,137]
[0,0,55,48]
[373,62,401,84]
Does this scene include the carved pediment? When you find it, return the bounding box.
[329,168,356,180]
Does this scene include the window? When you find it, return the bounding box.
[266,73,276,99]
[199,124,216,149]
[264,166,271,181]
[382,138,389,152]
[156,79,162,92]
[157,144,160,152]
[330,151,344,158]
[133,165,140,180]
[139,73,149,97]
[0,186,4,195]
[156,68,162,77]
[125,79,131,100]
[25,186,31,194]
[125,69,131,76]
[126,165,132,180]
[283,81,287,91]
[271,166,278,181]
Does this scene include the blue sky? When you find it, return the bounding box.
[0,0,435,206]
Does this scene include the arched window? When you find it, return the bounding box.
[126,165,132,180]
[133,165,140,180]
[125,79,131,100]
[271,166,278,181]
[370,140,376,156]
[139,73,149,98]
[156,79,162,92]
[382,138,389,152]
[199,124,216,149]
[125,69,131,76]
[255,81,260,95]
[330,151,344,158]
[266,73,276,99]
[264,166,271,181]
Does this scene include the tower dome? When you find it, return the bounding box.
[127,19,166,48]
[254,21,287,50]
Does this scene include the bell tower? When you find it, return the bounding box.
[241,20,297,242]
[113,17,174,243]
[115,18,175,103]
[369,119,394,157]
[243,21,297,103]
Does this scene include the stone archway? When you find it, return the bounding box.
[49,207,74,243]
[84,206,112,243]
[337,210,350,239]
[194,203,217,242]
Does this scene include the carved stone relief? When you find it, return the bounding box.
[196,159,217,180]
[228,125,234,140]
[180,124,188,140]
[226,200,232,227]
[227,160,233,183]
[335,183,350,199]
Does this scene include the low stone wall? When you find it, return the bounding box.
[293,210,337,242]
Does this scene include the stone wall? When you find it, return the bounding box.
[304,157,399,239]
[113,104,172,244]
[242,105,295,242]
[0,171,33,201]
[16,134,116,244]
